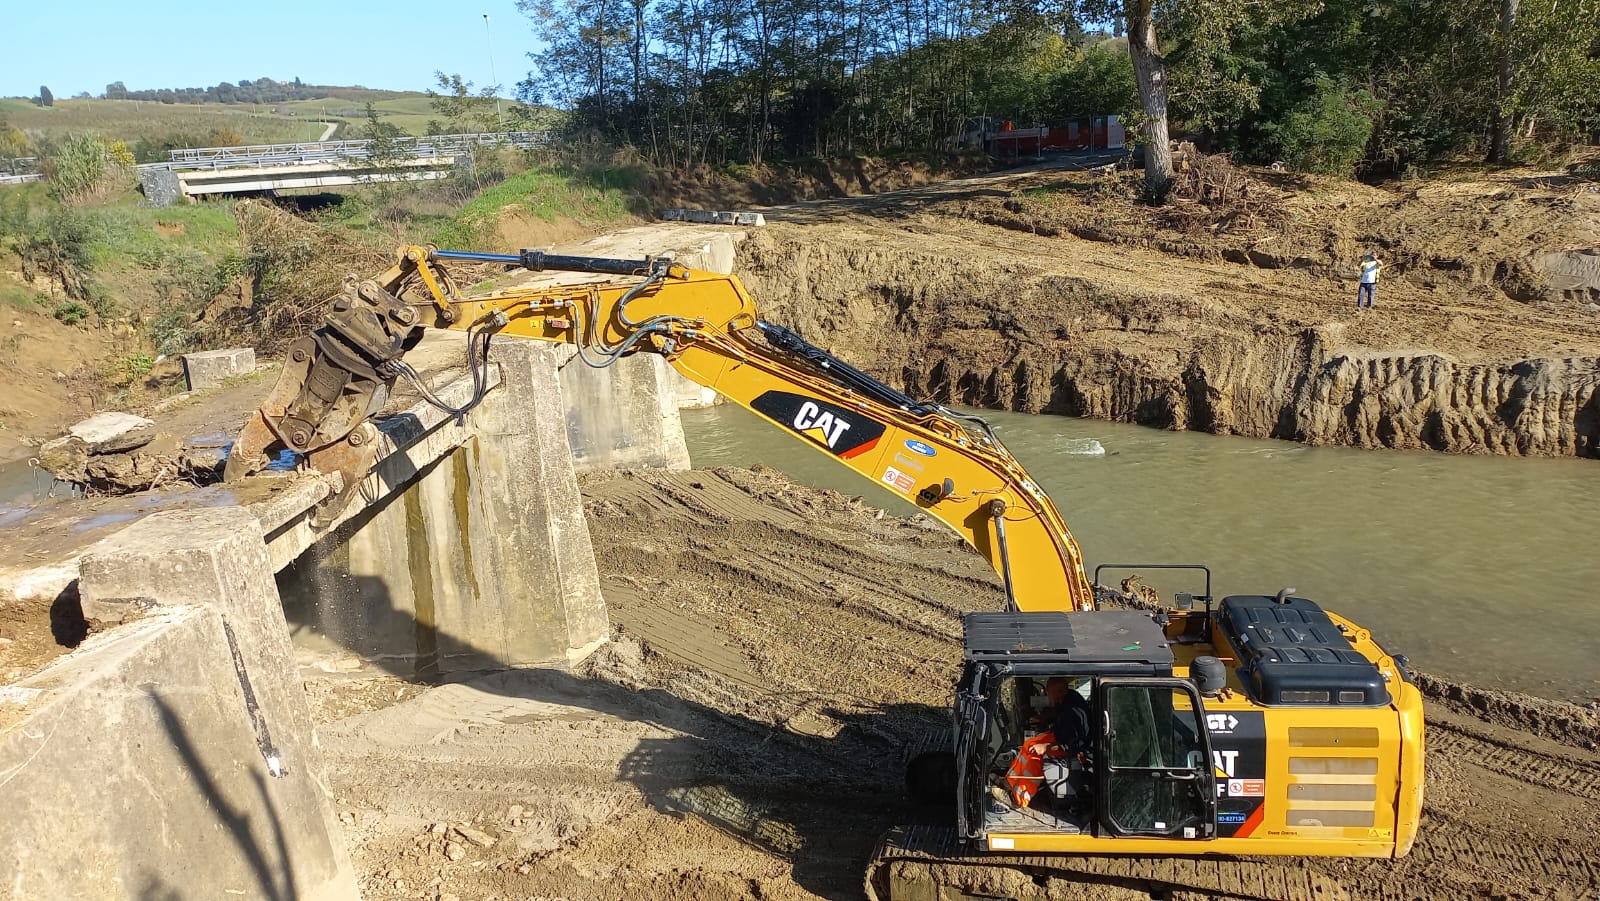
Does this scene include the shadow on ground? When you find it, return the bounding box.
[287,569,951,899]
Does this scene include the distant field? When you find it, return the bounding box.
[1,99,330,146]
[0,92,448,148]
[277,95,442,137]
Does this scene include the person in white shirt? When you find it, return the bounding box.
[1357,252,1384,310]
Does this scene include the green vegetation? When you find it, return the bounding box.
[0,281,48,311]
[433,163,637,248]
[529,0,1599,182]
[1261,76,1379,176]
[51,301,89,324]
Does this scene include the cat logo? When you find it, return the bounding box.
[750,391,886,460]
[793,401,851,448]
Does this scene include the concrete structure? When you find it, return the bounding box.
[272,338,609,674]
[147,157,455,204]
[517,224,751,465]
[1,508,358,900]
[182,347,257,390]
[660,208,768,226]
[135,131,552,207]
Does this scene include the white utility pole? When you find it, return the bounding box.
[483,13,504,132]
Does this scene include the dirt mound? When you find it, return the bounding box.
[0,302,117,461]
[315,467,1600,900]
[739,165,1600,457]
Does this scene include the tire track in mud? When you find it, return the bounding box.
[1428,722,1600,800]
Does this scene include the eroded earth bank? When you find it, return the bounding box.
[739,167,1600,456]
[315,467,1600,901]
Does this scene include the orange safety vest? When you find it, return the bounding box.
[1006,731,1064,807]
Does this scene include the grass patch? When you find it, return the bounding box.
[432,165,638,248]
[72,194,240,270]
[0,280,49,311]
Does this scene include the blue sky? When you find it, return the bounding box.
[2,0,536,98]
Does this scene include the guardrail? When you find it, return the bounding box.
[143,131,553,172]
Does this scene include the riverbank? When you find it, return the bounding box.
[311,465,1600,900]
[743,161,1600,457]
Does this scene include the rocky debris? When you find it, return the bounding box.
[180,348,255,391]
[452,824,496,848]
[64,412,156,454]
[37,416,230,493]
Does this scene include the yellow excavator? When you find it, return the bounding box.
[225,246,1424,900]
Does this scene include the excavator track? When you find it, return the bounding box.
[864,825,1356,901]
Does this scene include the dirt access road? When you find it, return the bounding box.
[312,467,1600,901]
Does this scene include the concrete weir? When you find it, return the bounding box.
[0,224,746,899]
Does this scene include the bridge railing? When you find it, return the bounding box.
[144,132,553,171]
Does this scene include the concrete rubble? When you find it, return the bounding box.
[659,208,767,226]
[181,347,257,391]
[65,411,157,453]
[36,410,227,493]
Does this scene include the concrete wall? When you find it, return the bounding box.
[277,340,609,675]
[540,226,749,468]
[0,508,357,901]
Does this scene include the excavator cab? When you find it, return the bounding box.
[953,610,1220,847]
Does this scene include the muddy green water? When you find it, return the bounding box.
[682,404,1600,703]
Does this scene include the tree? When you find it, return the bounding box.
[1124,0,1171,198]
[427,72,504,133]
[105,81,127,100]
[37,85,53,107]
[1490,0,1519,162]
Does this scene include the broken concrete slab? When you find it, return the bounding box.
[67,411,157,454]
[182,347,256,391]
[36,435,89,482]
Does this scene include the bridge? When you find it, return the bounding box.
[0,131,553,201]
[138,131,552,205]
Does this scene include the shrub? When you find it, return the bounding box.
[17,206,95,301]
[121,352,156,379]
[1262,75,1379,176]
[52,301,89,324]
[43,134,134,203]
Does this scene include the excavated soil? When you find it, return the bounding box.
[313,467,1600,901]
[740,162,1600,457]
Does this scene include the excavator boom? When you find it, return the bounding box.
[225,245,1097,613]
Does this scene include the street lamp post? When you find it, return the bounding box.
[483,13,505,133]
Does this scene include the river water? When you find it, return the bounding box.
[682,404,1600,702]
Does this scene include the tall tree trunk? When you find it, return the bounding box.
[1490,0,1519,163]
[1126,0,1172,200]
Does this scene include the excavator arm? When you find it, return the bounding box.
[225,245,1096,613]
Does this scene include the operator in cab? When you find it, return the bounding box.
[1007,677,1094,812]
